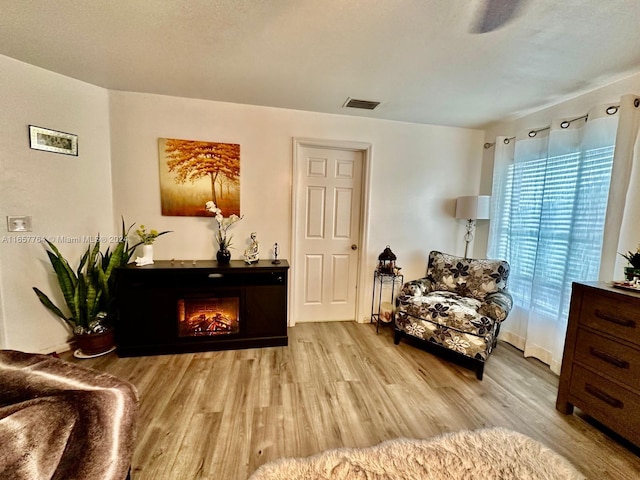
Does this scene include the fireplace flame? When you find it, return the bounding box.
[178,298,239,337]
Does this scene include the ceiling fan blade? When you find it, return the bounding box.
[471,0,528,34]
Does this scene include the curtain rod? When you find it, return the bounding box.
[485,100,639,148]
[484,136,516,148]
[526,103,624,138]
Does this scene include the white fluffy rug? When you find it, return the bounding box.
[249,427,584,480]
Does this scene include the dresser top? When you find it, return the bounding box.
[574,280,640,299]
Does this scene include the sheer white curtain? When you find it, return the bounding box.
[489,96,640,374]
[601,95,640,280]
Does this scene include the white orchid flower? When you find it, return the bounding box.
[205,201,243,249]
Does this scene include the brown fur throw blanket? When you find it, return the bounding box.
[0,350,138,480]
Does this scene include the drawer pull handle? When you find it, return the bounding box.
[595,310,636,328]
[584,384,624,409]
[589,348,630,369]
[208,273,224,279]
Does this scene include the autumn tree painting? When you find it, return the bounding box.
[158,138,240,216]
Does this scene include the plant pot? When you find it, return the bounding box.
[74,329,115,357]
[216,248,231,264]
[624,267,640,282]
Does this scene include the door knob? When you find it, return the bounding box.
[351,244,358,250]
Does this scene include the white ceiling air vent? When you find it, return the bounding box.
[343,97,380,110]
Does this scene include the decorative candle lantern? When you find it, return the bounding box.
[377,245,397,274]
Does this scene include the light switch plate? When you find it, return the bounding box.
[7,216,32,232]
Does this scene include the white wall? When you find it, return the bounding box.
[0,54,484,353]
[109,91,485,323]
[0,55,114,352]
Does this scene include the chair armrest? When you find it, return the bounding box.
[479,290,513,322]
[399,278,433,298]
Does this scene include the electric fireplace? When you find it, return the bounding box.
[178,296,240,337]
[115,260,289,356]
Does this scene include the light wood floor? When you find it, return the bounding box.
[64,322,640,479]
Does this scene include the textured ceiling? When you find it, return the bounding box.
[2,0,640,128]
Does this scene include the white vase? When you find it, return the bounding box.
[135,244,154,266]
[143,244,154,263]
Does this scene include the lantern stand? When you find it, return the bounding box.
[371,246,403,333]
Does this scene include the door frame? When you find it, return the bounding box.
[290,138,372,327]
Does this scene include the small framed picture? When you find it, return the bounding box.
[29,125,78,156]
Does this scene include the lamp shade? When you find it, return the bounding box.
[455,195,491,220]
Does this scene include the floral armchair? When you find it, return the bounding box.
[394,251,512,380]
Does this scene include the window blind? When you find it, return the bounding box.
[493,145,614,319]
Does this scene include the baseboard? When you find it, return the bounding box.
[38,341,72,355]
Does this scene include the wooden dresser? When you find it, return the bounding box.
[556,281,640,447]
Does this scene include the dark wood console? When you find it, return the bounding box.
[115,260,289,356]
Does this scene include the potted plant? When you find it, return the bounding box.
[33,221,138,356]
[620,244,640,281]
[133,224,171,266]
[205,201,243,264]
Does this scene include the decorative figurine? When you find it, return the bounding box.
[244,232,260,264]
[272,242,281,264]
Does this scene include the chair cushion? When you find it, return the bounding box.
[427,251,510,301]
[398,290,495,337]
[395,309,497,362]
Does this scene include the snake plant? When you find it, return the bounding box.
[620,245,640,269]
[33,220,138,334]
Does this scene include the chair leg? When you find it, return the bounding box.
[492,324,501,349]
[394,328,402,345]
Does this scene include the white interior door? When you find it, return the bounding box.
[293,144,363,323]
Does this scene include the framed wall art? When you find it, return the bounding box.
[29,125,78,156]
[158,137,240,217]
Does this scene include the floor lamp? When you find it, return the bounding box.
[455,195,491,258]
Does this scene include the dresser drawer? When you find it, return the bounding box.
[570,365,640,438]
[578,293,640,345]
[575,328,640,391]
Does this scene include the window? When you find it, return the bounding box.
[491,145,614,320]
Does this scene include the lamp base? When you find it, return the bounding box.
[463,219,475,258]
